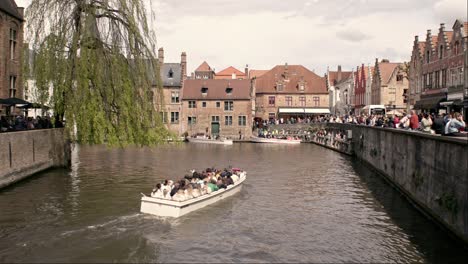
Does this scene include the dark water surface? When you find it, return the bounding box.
[0,143,467,263]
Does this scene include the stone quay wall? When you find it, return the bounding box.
[268,122,468,243]
[0,129,70,189]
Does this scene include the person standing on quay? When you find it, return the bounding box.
[410,110,420,130]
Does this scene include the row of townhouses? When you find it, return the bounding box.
[156,48,329,138]
[409,20,468,121]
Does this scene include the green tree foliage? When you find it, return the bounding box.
[26,0,170,146]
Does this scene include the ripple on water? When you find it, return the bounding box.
[0,144,466,263]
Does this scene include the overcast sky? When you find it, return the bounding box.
[16,0,467,75]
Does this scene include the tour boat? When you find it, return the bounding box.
[250,136,302,144]
[187,137,233,145]
[140,171,247,218]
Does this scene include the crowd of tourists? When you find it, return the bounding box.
[256,111,466,137]
[0,115,63,133]
[150,168,243,202]
[257,128,301,140]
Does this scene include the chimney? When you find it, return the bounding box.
[245,64,249,78]
[427,29,431,36]
[381,59,390,63]
[158,48,164,65]
[415,35,419,42]
[337,65,342,82]
[17,7,24,18]
[440,23,445,31]
[181,52,187,80]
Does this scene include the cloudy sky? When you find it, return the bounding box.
[16,0,467,75]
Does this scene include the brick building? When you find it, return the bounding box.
[254,64,329,120]
[326,65,353,115]
[181,79,253,139]
[215,66,248,80]
[411,21,467,119]
[156,48,187,135]
[353,64,370,114]
[0,0,24,115]
[371,59,407,113]
[193,61,215,79]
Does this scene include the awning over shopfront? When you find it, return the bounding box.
[413,96,445,110]
[278,108,330,114]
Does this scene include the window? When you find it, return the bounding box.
[171,91,179,103]
[286,96,292,106]
[442,69,447,87]
[299,96,306,106]
[188,116,197,125]
[160,112,168,123]
[170,112,179,124]
[268,113,275,120]
[216,102,221,108]
[459,68,464,86]
[439,45,444,59]
[299,83,305,91]
[238,116,247,126]
[434,71,439,88]
[268,96,275,106]
[224,101,233,111]
[396,75,403,82]
[168,68,174,78]
[225,116,233,126]
[10,29,16,60]
[454,41,460,55]
[451,69,457,86]
[212,116,220,122]
[226,87,233,94]
[426,50,430,64]
[313,96,320,106]
[276,83,283,91]
[188,101,196,108]
[9,76,16,97]
[201,87,208,94]
[202,102,207,108]
[428,72,433,88]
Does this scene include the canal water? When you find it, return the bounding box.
[0,143,467,263]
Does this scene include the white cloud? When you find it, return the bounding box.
[12,0,468,75]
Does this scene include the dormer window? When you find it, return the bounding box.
[201,87,208,94]
[298,83,305,91]
[276,83,284,91]
[168,68,174,78]
[226,87,233,94]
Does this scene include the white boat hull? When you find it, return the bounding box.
[250,136,302,144]
[187,138,233,145]
[140,173,246,218]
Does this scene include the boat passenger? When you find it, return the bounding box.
[172,189,186,201]
[170,182,180,197]
[231,174,239,182]
[192,185,201,198]
[207,180,219,192]
[151,183,163,198]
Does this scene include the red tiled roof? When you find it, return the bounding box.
[182,79,251,100]
[431,36,438,47]
[216,66,246,76]
[418,42,426,55]
[328,70,353,85]
[195,61,213,72]
[444,31,453,43]
[249,70,268,79]
[255,65,327,94]
[378,62,401,84]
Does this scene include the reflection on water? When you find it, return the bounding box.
[0,143,466,263]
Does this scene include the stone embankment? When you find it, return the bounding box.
[0,129,71,189]
[267,123,468,244]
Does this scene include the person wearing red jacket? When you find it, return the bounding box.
[410,110,420,130]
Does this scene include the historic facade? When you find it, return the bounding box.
[326,65,352,115]
[156,48,187,135]
[371,59,407,113]
[181,79,253,138]
[254,64,329,120]
[410,21,467,119]
[353,64,369,114]
[0,0,24,115]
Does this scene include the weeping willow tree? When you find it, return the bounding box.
[25,0,171,146]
